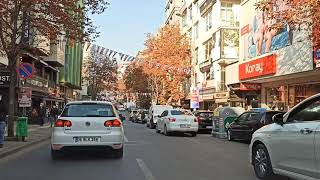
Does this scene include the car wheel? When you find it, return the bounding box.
[114,147,124,159]
[51,149,62,160]
[164,125,170,136]
[146,123,150,128]
[227,129,233,141]
[253,144,274,179]
[150,120,155,129]
[190,132,197,137]
[156,124,160,133]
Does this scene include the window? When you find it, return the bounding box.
[161,110,168,117]
[194,0,199,13]
[247,112,262,122]
[194,48,198,65]
[182,12,187,27]
[265,112,284,124]
[194,73,198,85]
[188,5,192,21]
[188,29,192,40]
[171,110,192,116]
[238,113,248,122]
[205,10,212,31]
[61,103,115,117]
[204,39,213,60]
[288,97,320,122]
[221,2,238,26]
[194,22,199,39]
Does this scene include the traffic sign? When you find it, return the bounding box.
[16,63,35,79]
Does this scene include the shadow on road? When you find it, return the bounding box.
[52,151,123,161]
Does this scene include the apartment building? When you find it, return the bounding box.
[177,0,240,110]
[165,0,182,25]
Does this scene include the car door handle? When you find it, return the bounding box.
[300,128,313,134]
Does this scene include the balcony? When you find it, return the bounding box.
[199,59,212,73]
[42,43,65,67]
[25,75,49,92]
[200,0,216,16]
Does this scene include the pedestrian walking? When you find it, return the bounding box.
[30,108,39,124]
[39,103,46,126]
[50,105,59,127]
[0,107,7,148]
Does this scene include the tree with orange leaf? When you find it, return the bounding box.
[141,24,191,105]
[0,0,109,136]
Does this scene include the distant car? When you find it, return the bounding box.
[51,101,125,160]
[250,94,320,180]
[147,105,173,129]
[156,109,198,137]
[129,110,138,121]
[193,110,213,131]
[227,110,284,142]
[136,110,148,124]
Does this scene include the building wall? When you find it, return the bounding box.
[165,0,182,25]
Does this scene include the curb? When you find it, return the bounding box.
[0,132,51,159]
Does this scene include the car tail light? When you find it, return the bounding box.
[169,118,176,122]
[55,120,72,127]
[104,119,122,127]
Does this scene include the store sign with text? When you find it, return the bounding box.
[0,72,10,86]
[18,87,32,107]
[239,54,276,80]
[190,88,200,109]
[240,83,261,90]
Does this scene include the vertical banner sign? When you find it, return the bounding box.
[190,88,200,109]
[19,87,32,107]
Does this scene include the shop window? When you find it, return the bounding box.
[266,86,287,111]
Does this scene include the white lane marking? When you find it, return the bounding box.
[124,135,129,143]
[136,158,156,180]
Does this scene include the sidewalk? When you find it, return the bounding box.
[0,124,51,159]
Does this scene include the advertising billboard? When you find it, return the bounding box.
[239,0,313,77]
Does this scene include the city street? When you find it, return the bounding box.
[0,121,258,180]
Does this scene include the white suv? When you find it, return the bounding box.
[250,94,320,180]
[51,101,125,159]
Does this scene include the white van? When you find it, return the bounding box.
[147,105,173,129]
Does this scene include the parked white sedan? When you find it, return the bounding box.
[250,93,320,180]
[156,109,198,136]
[51,101,125,160]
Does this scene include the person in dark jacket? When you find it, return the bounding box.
[0,107,7,148]
[39,103,46,126]
[50,105,59,127]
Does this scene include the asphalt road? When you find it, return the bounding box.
[0,121,261,180]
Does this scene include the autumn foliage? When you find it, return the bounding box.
[140,24,191,105]
[255,0,320,45]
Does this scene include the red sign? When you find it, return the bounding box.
[241,25,250,36]
[240,83,261,91]
[239,54,277,80]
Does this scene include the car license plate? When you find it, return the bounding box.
[180,124,191,128]
[74,137,100,143]
[206,126,213,128]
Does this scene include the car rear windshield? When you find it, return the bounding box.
[198,112,213,118]
[61,103,116,117]
[171,110,192,116]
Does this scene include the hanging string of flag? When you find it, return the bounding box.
[84,42,136,62]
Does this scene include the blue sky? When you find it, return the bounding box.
[90,0,165,56]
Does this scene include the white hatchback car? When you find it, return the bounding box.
[250,94,320,180]
[51,101,125,159]
[156,109,198,136]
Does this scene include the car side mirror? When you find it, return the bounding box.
[273,113,284,125]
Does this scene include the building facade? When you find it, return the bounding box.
[226,0,320,111]
[165,0,182,25]
[177,0,240,110]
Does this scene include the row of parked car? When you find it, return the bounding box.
[129,93,320,180]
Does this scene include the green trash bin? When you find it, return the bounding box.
[16,117,28,138]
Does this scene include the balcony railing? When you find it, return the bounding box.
[26,75,49,91]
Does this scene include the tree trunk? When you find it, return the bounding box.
[7,54,18,137]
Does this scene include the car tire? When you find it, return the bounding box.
[191,132,197,137]
[227,129,233,141]
[156,124,160,133]
[114,147,124,159]
[51,149,62,160]
[150,120,155,129]
[164,125,170,136]
[146,123,150,128]
[252,144,274,180]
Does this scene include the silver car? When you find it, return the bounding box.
[51,101,125,160]
[250,94,320,180]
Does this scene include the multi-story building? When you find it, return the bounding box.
[177,0,240,110]
[226,0,319,111]
[165,0,182,25]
